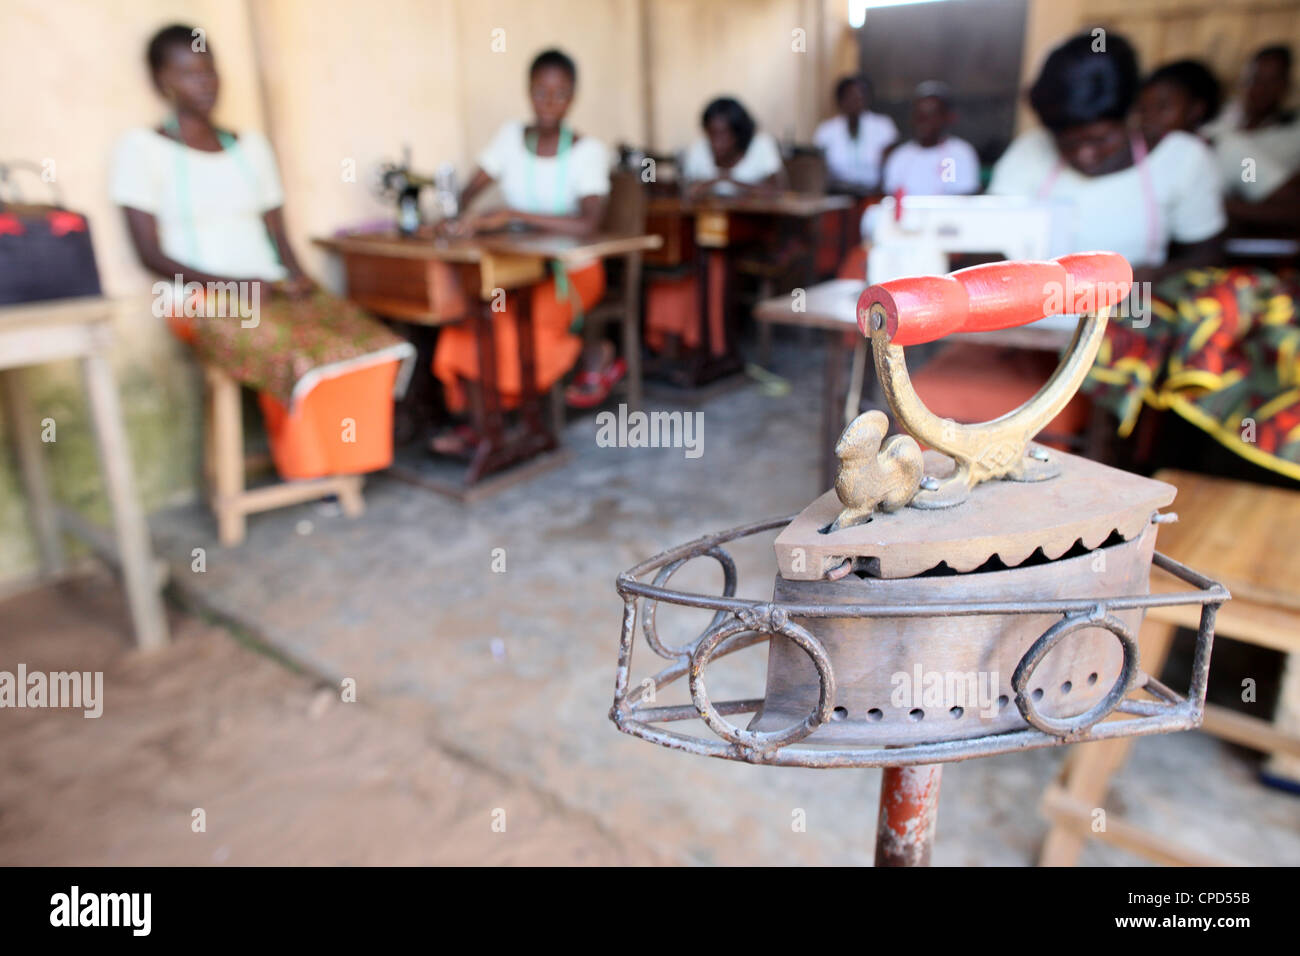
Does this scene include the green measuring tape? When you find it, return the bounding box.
[523,125,585,333]
[164,115,282,271]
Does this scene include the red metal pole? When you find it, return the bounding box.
[875,764,943,866]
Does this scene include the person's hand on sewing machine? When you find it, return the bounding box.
[687,177,728,200]
[434,208,516,238]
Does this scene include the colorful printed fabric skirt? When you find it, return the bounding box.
[1085,267,1300,481]
[172,287,415,408]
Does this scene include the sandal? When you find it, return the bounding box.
[566,356,627,409]
[430,423,480,458]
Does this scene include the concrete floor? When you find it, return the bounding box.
[145,346,1300,866]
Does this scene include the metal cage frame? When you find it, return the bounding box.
[610,515,1229,769]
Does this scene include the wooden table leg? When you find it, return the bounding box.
[0,367,65,577]
[467,300,505,485]
[1264,652,1300,784]
[514,285,550,444]
[81,351,168,651]
[819,332,849,492]
[1037,617,1179,866]
[206,367,247,547]
[622,252,643,411]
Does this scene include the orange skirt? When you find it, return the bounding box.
[433,261,605,412]
[166,301,405,481]
[643,254,728,356]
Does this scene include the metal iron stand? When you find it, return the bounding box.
[608,254,1229,867]
[876,764,943,866]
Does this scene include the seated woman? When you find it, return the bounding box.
[644,98,785,359]
[1137,59,1221,149]
[814,75,898,193]
[1201,46,1300,235]
[882,82,980,197]
[682,97,787,198]
[989,31,1225,283]
[111,24,411,482]
[433,48,616,430]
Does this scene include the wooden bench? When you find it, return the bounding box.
[1039,469,1300,865]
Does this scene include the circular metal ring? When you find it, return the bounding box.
[642,547,737,659]
[689,608,835,754]
[1012,612,1138,737]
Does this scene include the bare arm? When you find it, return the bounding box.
[1225,171,1300,231]
[510,194,607,237]
[687,168,787,200]
[123,206,311,297]
[122,206,261,289]
[262,207,312,287]
[455,194,607,239]
[459,168,495,213]
[1132,230,1225,285]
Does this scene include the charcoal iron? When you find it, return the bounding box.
[610,252,1229,865]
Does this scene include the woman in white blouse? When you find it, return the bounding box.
[112,26,314,300]
[813,75,898,192]
[989,31,1224,282]
[111,24,410,483]
[435,49,617,425]
[682,97,786,198]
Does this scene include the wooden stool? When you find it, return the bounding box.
[203,366,364,547]
[1039,469,1300,866]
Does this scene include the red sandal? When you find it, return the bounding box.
[430,423,480,458]
[565,357,627,409]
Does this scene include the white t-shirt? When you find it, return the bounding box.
[1203,101,1300,171]
[882,137,980,196]
[682,131,783,194]
[813,112,899,189]
[1203,105,1300,201]
[988,128,1225,267]
[477,121,610,216]
[110,126,287,280]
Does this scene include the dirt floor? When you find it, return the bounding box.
[4,347,1299,866]
[0,573,661,865]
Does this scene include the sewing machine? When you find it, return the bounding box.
[866,195,1072,311]
[373,147,457,236]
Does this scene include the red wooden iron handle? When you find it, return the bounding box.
[856,251,1134,347]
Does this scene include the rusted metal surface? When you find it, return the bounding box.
[775,449,1175,580]
[758,527,1155,746]
[876,765,943,867]
[610,516,1228,769]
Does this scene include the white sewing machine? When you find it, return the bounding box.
[866,195,1074,331]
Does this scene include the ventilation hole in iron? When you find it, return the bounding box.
[867,708,883,722]
[1087,672,1099,686]
[997,695,1009,710]
[831,706,848,722]
[950,706,964,719]
[908,708,924,722]
[1061,680,1073,695]
[1031,688,1044,702]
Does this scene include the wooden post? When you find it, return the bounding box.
[81,346,169,651]
[622,251,644,411]
[0,367,65,577]
[1038,618,1178,866]
[206,366,247,547]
